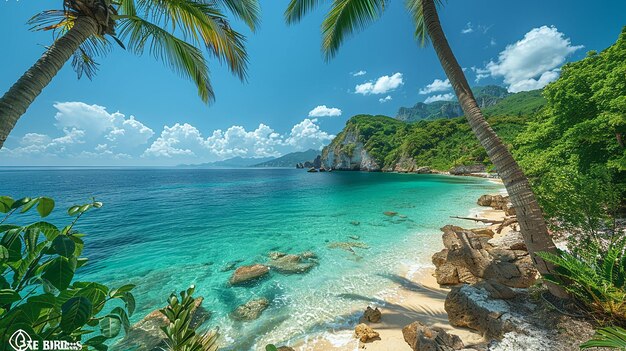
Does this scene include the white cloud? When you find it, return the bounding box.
[284,118,334,151]
[424,93,455,103]
[477,26,582,92]
[419,78,451,95]
[461,22,473,34]
[379,95,392,103]
[352,70,366,77]
[355,72,404,95]
[308,105,342,117]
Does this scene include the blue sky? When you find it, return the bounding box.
[0,0,624,166]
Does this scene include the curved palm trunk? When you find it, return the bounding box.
[0,16,98,149]
[421,0,568,298]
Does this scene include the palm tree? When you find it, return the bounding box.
[285,0,568,298]
[0,0,260,149]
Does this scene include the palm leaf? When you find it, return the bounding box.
[580,326,626,349]
[321,0,386,60]
[285,0,326,24]
[216,0,260,31]
[405,0,444,46]
[117,15,214,102]
[132,0,249,80]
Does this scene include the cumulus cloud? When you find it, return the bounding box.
[419,78,451,95]
[476,26,582,92]
[461,22,474,34]
[308,105,342,117]
[143,119,334,162]
[424,93,455,104]
[355,72,404,95]
[379,95,392,103]
[352,70,367,77]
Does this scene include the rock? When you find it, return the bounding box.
[229,264,270,285]
[432,226,536,288]
[268,254,316,274]
[361,306,382,323]
[322,129,381,171]
[268,251,287,260]
[470,228,495,238]
[276,347,295,351]
[300,251,317,259]
[307,167,318,173]
[231,298,270,321]
[350,220,361,226]
[416,166,432,174]
[473,280,516,300]
[402,321,465,351]
[488,231,526,251]
[296,163,304,169]
[476,194,515,215]
[313,155,322,169]
[383,211,398,217]
[116,297,208,350]
[354,323,380,343]
[349,235,360,240]
[328,241,370,252]
[319,167,327,172]
[450,164,486,175]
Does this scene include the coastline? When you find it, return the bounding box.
[285,180,509,351]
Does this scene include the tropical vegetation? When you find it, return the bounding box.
[284,0,568,298]
[0,0,261,149]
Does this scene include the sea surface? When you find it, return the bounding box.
[0,168,502,349]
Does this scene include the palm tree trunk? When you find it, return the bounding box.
[421,0,568,298]
[0,16,98,149]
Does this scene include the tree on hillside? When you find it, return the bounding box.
[0,0,260,149]
[285,0,567,298]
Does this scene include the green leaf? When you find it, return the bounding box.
[0,289,20,305]
[1,228,22,262]
[109,284,135,298]
[266,345,278,351]
[0,245,8,264]
[29,222,60,241]
[68,206,81,216]
[21,197,39,213]
[27,293,56,309]
[110,306,131,334]
[0,196,14,213]
[37,197,55,217]
[79,204,91,213]
[42,257,74,291]
[85,335,108,346]
[120,292,136,317]
[60,296,93,332]
[52,235,76,257]
[99,315,122,338]
[11,197,32,210]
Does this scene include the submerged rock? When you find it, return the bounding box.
[350,220,361,226]
[361,306,381,323]
[231,297,270,321]
[349,235,360,240]
[402,321,465,351]
[383,211,398,217]
[354,323,380,343]
[229,264,270,285]
[220,259,244,272]
[267,254,316,274]
[328,241,370,253]
[268,251,287,260]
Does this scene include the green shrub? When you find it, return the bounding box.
[581,326,626,350]
[0,195,135,350]
[538,239,626,324]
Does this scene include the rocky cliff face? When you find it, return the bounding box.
[322,129,381,171]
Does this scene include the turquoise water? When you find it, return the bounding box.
[0,168,502,349]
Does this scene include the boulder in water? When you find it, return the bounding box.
[268,253,316,274]
[229,264,270,285]
[383,211,398,217]
[231,297,270,321]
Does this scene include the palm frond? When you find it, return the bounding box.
[580,326,626,349]
[321,0,386,60]
[216,0,260,32]
[285,0,325,24]
[28,9,77,32]
[117,15,214,102]
[405,0,445,47]
[132,0,248,81]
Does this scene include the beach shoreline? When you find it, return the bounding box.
[283,184,510,351]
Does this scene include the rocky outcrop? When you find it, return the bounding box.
[477,194,516,216]
[432,225,537,288]
[354,323,380,342]
[402,321,465,351]
[449,164,486,175]
[361,306,381,323]
[267,252,318,274]
[115,297,208,351]
[229,264,270,285]
[322,129,381,171]
[231,298,270,321]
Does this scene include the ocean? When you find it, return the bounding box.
[0,168,502,349]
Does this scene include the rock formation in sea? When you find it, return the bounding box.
[229,264,270,285]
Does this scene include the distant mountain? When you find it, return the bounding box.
[482,89,546,117]
[396,85,511,122]
[252,149,320,168]
[179,156,276,168]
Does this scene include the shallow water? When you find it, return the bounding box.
[0,168,502,349]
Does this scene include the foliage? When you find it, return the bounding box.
[0,195,135,350]
[581,326,626,350]
[537,239,626,325]
[27,0,260,102]
[482,89,546,117]
[160,285,219,351]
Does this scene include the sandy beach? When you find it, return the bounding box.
[290,191,510,351]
